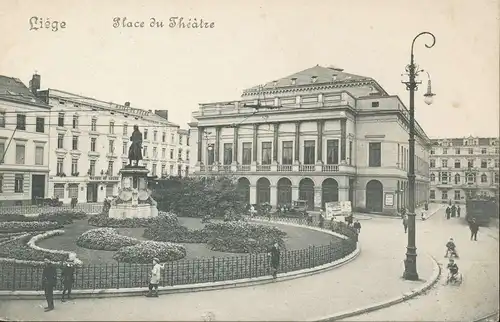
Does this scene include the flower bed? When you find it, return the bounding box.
[0,233,67,263]
[203,222,287,253]
[88,211,177,228]
[113,241,186,263]
[143,213,207,243]
[0,221,63,233]
[76,228,140,251]
[28,230,83,266]
[0,210,87,225]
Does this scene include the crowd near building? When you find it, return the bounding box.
[0,73,190,206]
[429,136,499,204]
[189,65,431,214]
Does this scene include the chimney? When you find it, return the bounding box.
[29,73,41,95]
[154,110,168,120]
[124,102,130,107]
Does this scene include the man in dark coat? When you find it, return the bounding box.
[469,218,479,241]
[61,257,76,302]
[446,206,451,220]
[451,204,456,218]
[269,243,280,279]
[402,215,408,233]
[42,257,57,312]
[353,220,361,234]
[457,205,461,218]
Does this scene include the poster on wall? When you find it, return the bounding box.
[384,193,394,207]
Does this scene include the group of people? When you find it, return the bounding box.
[41,255,76,312]
[444,237,461,284]
[445,204,461,220]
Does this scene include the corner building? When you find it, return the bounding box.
[189,65,430,214]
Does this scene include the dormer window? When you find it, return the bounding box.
[332,74,338,81]
[371,101,380,108]
[291,78,297,85]
[311,76,318,83]
[273,80,278,87]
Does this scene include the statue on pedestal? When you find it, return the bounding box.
[128,125,143,166]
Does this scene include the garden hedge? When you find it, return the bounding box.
[113,241,186,264]
[76,228,140,251]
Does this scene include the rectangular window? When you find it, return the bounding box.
[455,148,460,155]
[481,174,488,183]
[171,134,174,143]
[72,136,78,150]
[468,160,474,168]
[162,132,166,142]
[441,191,448,200]
[207,145,215,165]
[261,142,272,165]
[481,148,487,154]
[153,131,157,142]
[455,174,460,184]
[15,144,25,164]
[430,159,435,168]
[107,161,114,176]
[123,124,128,135]
[57,134,64,149]
[441,159,448,167]
[368,142,381,167]
[177,148,182,160]
[14,174,24,193]
[162,148,166,158]
[57,157,64,174]
[326,139,339,164]
[349,141,353,165]
[185,166,189,176]
[371,101,379,107]
[36,117,45,133]
[303,140,315,164]
[242,142,252,165]
[143,146,148,158]
[35,146,44,165]
[186,151,190,160]
[430,190,435,199]
[144,129,148,140]
[109,140,114,154]
[454,160,461,168]
[0,143,4,164]
[0,174,3,193]
[152,163,157,176]
[468,148,474,154]
[454,190,461,201]
[170,149,174,159]
[481,160,487,168]
[178,165,182,176]
[58,113,64,127]
[106,185,114,197]
[89,160,96,176]
[161,164,166,175]
[91,119,97,131]
[68,184,78,198]
[495,173,499,183]
[187,136,190,146]
[495,159,499,168]
[54,183,64,199]
[72,115,78,129]
[224,143,233,165]
[123,142,127,155]
[430,149,435,155]
[170,164,174,175]
[441,172,448,183]
[16,114,26,130]
[71,159,78,175]
[179,136,183,145]
[90,138,96,152]
[442,148,448,155]
[109,122,115,134]
[0,111,5,127]
[153,147,157,158]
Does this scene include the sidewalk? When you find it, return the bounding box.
[355,203,444,221]
[0,219,438,321]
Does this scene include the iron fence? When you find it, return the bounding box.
[0,221,357,291]
[0,204,103,216]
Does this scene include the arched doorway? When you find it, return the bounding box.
[322,178,339,208]
[237,177,250,204]
[277,178,292,206]
[256,177,270,204]
[366,180,383,212]
[299,178,315,210]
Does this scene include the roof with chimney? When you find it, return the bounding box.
[0,75,50,107]
[430,136,499,146]
[242,65,387,96]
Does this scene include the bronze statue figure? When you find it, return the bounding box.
[128,125,143,166]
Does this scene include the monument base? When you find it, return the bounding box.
[108,204,159,219]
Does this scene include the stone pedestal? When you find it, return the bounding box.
[108,165,159,219]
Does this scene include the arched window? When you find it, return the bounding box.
[481,173,488,183]
[454,173,460,184]
[430,173,435,182]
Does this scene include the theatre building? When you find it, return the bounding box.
[189,65,431,214]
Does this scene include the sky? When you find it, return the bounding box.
[1,0,499,138]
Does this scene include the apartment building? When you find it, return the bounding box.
[177,128,191,177]
[0,75,51,205]
[429,136,500,203]
[28,74,184,204]
[189,65,431,214]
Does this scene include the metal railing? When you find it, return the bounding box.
[0,218,357,291]
[0,204,103,216]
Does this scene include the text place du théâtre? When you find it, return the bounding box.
[113,17,215,29]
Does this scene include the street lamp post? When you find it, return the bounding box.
[402,32,436,281]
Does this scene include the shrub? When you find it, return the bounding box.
[76,228,140,251]
[0,221,63,233]
[0,233,67,263]
[113,241,186,263]
[0,211,87,225]
[143,212,207,243]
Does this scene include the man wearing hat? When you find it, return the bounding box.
[146,258,164,297]
[42,257,57,312]
[61,254,76,302]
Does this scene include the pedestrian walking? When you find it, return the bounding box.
[451,204,456,218]
[353,220,361,234]
[446,206,451,220]
[402,215,408,233]
[268,242,280,279]
[146,258,164,297]
[61,255,76,302]
[401,208,407,218]
[469,218,479,241]
[42,257,57,312]
[457,205,461,218]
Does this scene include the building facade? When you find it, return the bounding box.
[189,65,430,214]
[177,129,191,177]
[0,75,51,206]
[29,74,186,204]
[429,136,500,204]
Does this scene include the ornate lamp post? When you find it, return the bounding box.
[401,32,436,281]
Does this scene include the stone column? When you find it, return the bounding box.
[340,119,347,162]
[197,126,204,163]
[294,122,300,163]
[270,185,277,207]
[250,185,257,204]
[252,123,258,163]
[317,120,324,163]
[233,126,239,164]
[273,123,279,162]
[314,186,322,210]
[214,126,221,164]
[292,185,299,201]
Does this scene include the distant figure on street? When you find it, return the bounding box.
[421,211,426,221]
[457,205,461,218]
[42,257,57,312]
[146,258,164,297]
[469,218,479,241]
[61,255,76,302]
[249,205,257,217]
[446,206,451,220]
[268,242,280,279]
[402,215,408,233]
[401,208,407,218]
[319,210,325,229]
[451,204,456,218]
[353,220,361,234]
